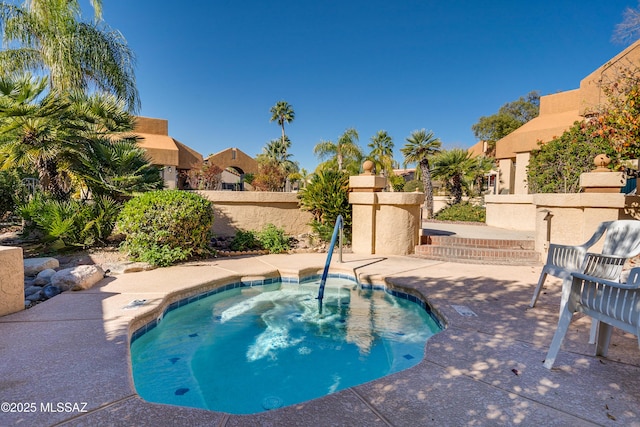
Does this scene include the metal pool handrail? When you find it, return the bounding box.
[317,215,343,313]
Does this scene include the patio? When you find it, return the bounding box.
[0,253,639,426]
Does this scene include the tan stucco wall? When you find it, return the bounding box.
[349,192,424,255]
[514,152,530,195]
[206,148,258,175]
[134,117,169,135]
[0,246,24,317]
[498,159,515,194]
[485,194,536,231]
[197,191,312,237]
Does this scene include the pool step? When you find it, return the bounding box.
[414,234,539,265]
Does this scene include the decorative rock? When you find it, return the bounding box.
[24,285,43,296]
[51,265,105,291]
[33,268,57,285]
[26,291,43,302]
[24,257,59,276]
[101,262,155,274]
[42,284,62,299]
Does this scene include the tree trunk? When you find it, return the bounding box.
[421,160,434,219]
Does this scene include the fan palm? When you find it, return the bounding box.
[0,0,139,111]
[314,127,362,172]
[401,129,442,219]
[431,148,476,205]
[269,101,294,146]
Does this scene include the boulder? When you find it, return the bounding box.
[24,257,59,276]
[33,268,57,285]
[102,261,155,275]
[50,265,104,291]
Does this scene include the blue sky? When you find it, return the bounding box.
[99,1,637,171]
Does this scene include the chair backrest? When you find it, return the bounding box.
[602,220,640,257]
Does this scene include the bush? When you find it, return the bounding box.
[298,169,351,242]
[116,190,214,266]
[18,194,120,249]
[403,179,424,193]
[257,224,291,253]
[434,202,486,222]
[230,229,261,251]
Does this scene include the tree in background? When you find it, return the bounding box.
[471,91,540,156]
[0,0,139,111]
[431,148,476,205]
[367,130,397,176]
[269,101,295,147]
[254,137,299,191]
[314,127,363,173]
[185,162,224,190]
[527,121,617,193]
[401,129,441,219]
[612,1,640,45]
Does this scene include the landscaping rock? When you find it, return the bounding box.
[42,284,62,299]
[33,268,57,285]
[102,261,155,274]
[26,291,43,302]
[23,257,59,276]
[50,265,105,291]
[24,285,43,297]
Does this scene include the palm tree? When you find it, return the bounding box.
[401,129,442,219]
[0,0,139,111]
[314,127,362,172]
[431,148,476,205]
[269,101,295,146]
[367,130,397,177]
[0,74,158,199]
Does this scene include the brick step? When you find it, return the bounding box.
[414,244,540,265]
[420,235,535,250]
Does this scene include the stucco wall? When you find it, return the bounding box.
[0,246,24,317]
[197,191,313,237]
[485,194,536,231]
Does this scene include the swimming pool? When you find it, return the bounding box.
[130,275,442,414]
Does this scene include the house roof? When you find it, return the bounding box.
[133,116,203,169]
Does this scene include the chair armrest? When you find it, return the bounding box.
[545,244,588,270]
[572,271,640,290]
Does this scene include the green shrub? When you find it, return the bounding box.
[116,190,214,266]
[434,202,486,223]
[230,229,261,251]
[298,169,351,242]
[403,179,424,193]
[18,194,120,249]
[257,224,291,253]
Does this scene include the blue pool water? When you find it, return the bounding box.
[130,277,442,414]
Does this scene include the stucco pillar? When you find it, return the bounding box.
[349,162,425,255]
[0,246,24,317]
[514,152,530,195]
[498,158,515,194]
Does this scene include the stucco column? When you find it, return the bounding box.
[0,246,24,317]
[348,162,425,255]
[498,158,515,194]
[514,152,530,195]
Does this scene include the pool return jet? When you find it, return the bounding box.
[317,215,343,314]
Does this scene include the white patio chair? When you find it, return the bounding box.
[543,268,640,369]
[530,220,640,342]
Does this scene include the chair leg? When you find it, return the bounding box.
[595,322,613,357]
[559,277,572,317]
[530,272,548,308]
[588,318,599,344]
[544,305,574,369]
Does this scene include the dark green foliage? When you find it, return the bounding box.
[527,121,618,193]
[230,229,261,251]
[116,190,214,266]
[298,169,351,242]
[403,179,424,192]
[0,169,27,219]
[18,194,121,248]
[257,224,291,253]
[434,202,486,223]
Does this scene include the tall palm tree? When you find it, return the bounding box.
[269,101,294,146]
[0,0,139,111]
[431,148,476,205]
[314,127,362,172]
[367,130,397,176]
[401,129,442,219]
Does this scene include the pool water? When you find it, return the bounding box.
[130,278,442,414]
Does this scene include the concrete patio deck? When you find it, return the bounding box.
[1,252,639,426]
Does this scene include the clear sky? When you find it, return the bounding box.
[98,1,638,171]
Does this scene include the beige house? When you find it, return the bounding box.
[134,117,203,189]
[205,148,258,190]
[492,40,640,195]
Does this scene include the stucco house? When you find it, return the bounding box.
[490,40,640,195]
[205,148,258,190]
[133,117,203,189]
